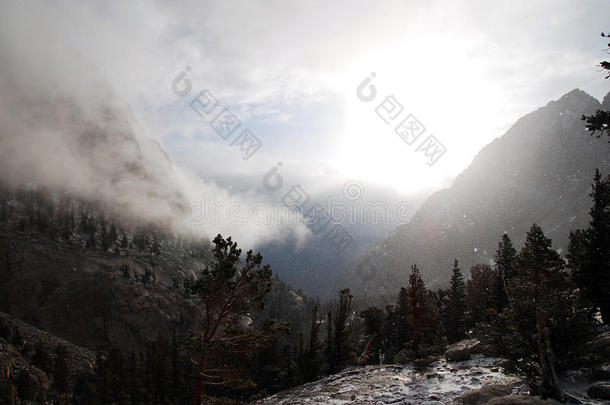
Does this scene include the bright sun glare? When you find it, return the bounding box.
[333,36,506,196]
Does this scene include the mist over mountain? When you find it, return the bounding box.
[0,31,310,250]
[258,183,425,297]
[337,89,610,305]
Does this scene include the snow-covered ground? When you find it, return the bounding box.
[254,356,527,404]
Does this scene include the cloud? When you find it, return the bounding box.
[1,0,608,248]
[0,1,311,249]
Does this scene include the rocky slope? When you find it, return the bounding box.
[254,348,610,405]
[337,89,610,305]
[0,311,97,403]
[253,356,530,405]
[0,229,201,353]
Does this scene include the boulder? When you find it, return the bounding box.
[587,383,610,400]
[447,348,471,362]
[451,384,512,404]
[414,357,435,368]
[446,339,482,362]
[486,395,552,404]
[471,343,500,357]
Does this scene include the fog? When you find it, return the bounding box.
[0,10,309,249]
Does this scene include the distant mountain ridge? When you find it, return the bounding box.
[337,89,610,305]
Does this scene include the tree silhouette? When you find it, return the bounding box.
[568,170,610,322]
[190,234,274,405]
[493,234,517,311]
[581,32,610,138]
[445,259,466,343]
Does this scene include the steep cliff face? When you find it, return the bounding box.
[338,89,610,305]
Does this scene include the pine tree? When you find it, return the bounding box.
[581,33,610,138]
[190,234,274,405]
[120,229,129,249]
[395,287,410,349]
[133,228,148,252]
[466,264,498,327]
[84,214,97,249]
[380,305,399,362]
[405,265,444,355]
[100,216,110,250]
[569,170,610,322]
[493,233,517,311]
[445,259,466,343]
[325,311,335,374]
[490,223,596,383]
[360,307,384,364]
[58,193,73,242]
[495,234,517,279]
[303,306,321,381]
[151,231,161,255]
[333,289,353,371]
[296,333,305,383]
[510,224,570,338]
[567,229,588,284]
[108,222,118,251]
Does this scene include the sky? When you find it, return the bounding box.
[1,0,609,248]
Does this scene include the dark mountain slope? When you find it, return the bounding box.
[337,89,610,305]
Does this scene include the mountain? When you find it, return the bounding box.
[258,184,423,298]
[0,73,190,228]
[336,89,610,305]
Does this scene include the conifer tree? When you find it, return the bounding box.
[303,306,321,381]
[445,259,466,343]
[493,234,517,311]
[100,216,111,250]
[581,33,610,138]
[568,170,610,322]
[190,234,274,405]
[405,265,443,355]
[466,264,499,327]
[120,229,129,249]
[380,305,399,361]
[510,224,570,338]
[325,311,335,375]
[108,222,118,250]
[0,200,6,221]
[333,289,353,370]
[395,287,410,349]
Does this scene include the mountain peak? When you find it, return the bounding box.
[338,88,610,304]
[553,88,598,107]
